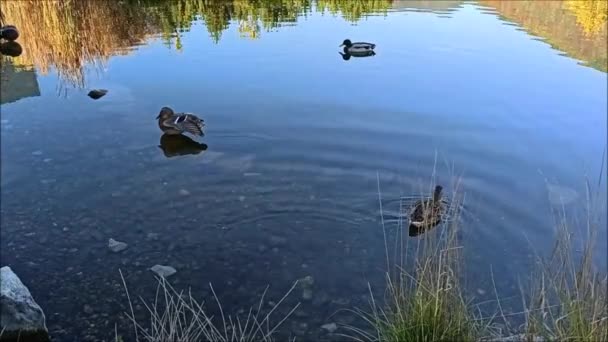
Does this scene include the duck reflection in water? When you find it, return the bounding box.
[158,133,208,158]
[339,48,376,61]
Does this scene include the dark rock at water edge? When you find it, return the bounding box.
[0,266,50,342]
[0,26,19,42]
[0,42,22,57]
[87,89,108,100]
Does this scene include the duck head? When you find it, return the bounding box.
[339,39,352,48]
[156,107,174,120]
[433,185,443,201]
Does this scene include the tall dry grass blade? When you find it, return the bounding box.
[377,171,390,272]
[209,283,229,342]
[119,268,139,341]
[490,266,511,332]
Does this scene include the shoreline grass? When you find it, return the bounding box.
[521,179,607,342]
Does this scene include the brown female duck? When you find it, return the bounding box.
[156,107,205,136]
[409,185,444,229]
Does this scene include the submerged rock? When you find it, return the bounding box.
[108,238,128,253]
[301,275,314,286]
[146,232,160,241]
[302,288,313,301]
[150,265,177,278]
[299,275,314,301]
[0,41,22,57]
[0,266,50,342]
[87,89,108,100]
[321,322,338,333]
[0,26,19,41]
[269,235,287,247]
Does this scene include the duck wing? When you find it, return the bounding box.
[410,198,443,220]
[409,199,427,222]
[352,42,375,49]
[162,113,205,136]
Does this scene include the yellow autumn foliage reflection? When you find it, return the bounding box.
[482,0,607,72]
[316,0,392,21]
[1,0,392,88]
[1,0,606,91]
[2,0,153,88]
[565,0,608,36]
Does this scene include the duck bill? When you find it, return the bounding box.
[339,44,344,47]
[155,114,161,119]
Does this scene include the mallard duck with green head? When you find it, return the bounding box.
[409,185,444,230]
[156,107,205,137]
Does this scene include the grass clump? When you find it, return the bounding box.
[375,239,476,342]
[118,270,299,342]
[522,180,607,342]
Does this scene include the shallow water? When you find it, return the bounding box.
[1,1,607,341]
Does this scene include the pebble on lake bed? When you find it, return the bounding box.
[146,232,160,241]
[299,275,315,301]
[150,264,177,278]
[321,322,338,333]
[108,238,128,253]
[269,235,287,246]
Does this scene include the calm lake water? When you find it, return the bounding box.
[1,1,607,341]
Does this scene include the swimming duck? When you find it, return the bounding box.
[156,107,205,137]
[409,185,444,229]
[158,133,208,158]
[340,39,375,53]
